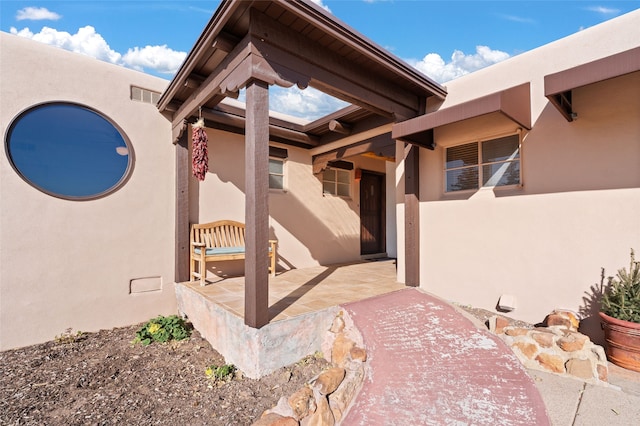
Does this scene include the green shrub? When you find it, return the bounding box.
[602,249,640,323]
[134,315,191,345]
[205,364,236,382]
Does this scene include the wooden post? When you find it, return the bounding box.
[174,130,190,283]
[244,79,270,328]
[404,144,420,287]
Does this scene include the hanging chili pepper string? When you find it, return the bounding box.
[192,115,208,181]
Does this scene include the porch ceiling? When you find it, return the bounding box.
[157,0,446,158]
[544,47,640,122]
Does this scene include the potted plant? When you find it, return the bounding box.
[599,249,640,372]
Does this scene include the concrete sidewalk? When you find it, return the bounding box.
[530,364,640,425]
[337,288,640,425]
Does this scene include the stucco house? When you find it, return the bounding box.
[1,0,638,370]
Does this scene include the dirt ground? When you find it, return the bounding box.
[0,307,524,426]
[0,323,330,426]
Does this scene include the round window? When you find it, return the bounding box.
[5,103,133,200]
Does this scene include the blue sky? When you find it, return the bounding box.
[2,1,639,118]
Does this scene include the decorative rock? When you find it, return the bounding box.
[331,334,355,367]
[565,358,594,380]
[329,363,365,422]
[329,315,345,334]
[557,333,588,352]
[301,391,334,426]
[513,341,538,359]
[311,367,345,396]
[531,330,555,348]
[349,346,367,362]
[253,413,299,426]
[554,310,580,330]
[545,313,572,329]
[535,353,565,373]
[504,327,529,336]
[288,386,316,420]
[488,315,510,334]
[264,396,297,419]
[597,364,608,382]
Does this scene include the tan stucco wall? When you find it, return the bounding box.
[396,10,640,335]
[190,128,391,278]
[0,33,176,350]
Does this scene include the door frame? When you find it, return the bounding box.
[359,169,386,256]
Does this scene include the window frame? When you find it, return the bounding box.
[322,167,352,198]
[444,132,521,193]
[268,156,286,191]
[4,101,134,201]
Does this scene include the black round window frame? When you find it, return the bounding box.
[4,101,135,201]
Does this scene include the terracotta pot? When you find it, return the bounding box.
[599,311,640,372]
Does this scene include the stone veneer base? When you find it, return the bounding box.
[175,282,340,379]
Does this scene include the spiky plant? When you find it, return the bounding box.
[602,249,640,323]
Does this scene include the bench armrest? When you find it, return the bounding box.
[191,241,206,247]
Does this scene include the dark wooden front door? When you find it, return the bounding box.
[360,171,385,255]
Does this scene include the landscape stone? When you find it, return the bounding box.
[531,331,555,348]
[557,333,588,352]
[253,413,299,426]
[288,386,316,420]
[514,341,538,359]
[301,391,334,426]
[565,358,594,380]
[505,327,529,336]
[312,367,345,395]
[331,333,355,367]
[535,353,565,373]
[349,346,367,362]
[329,316,345,334]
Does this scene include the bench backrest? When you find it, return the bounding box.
[191,220,246,248]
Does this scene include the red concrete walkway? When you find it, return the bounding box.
[341,288,550,425]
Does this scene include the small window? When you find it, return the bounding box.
[5,102,132,200]
[323,168,350,197]
[269,158,285,190]
[445,134,520,192]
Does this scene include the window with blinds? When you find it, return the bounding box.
[445,134,520,192]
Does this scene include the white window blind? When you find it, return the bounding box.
[445,135,520,192]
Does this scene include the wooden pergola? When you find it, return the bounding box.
[157,0,447,328]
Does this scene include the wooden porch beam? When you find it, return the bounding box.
[404,144,420,287]
[244,79,270,329]
[249,11,422,120]
[312,133,395,174]
[170,36,253,139]
[201,108,320,147]
[328,120,352,135]
[175,131,190,283]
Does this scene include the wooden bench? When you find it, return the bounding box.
[190,220,277,286]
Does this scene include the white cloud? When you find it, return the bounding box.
[499,14,535,24]
[10,25,121,64]
[408,46,510,83]
[9,25,186,75]
[269,86,348,121]
[309,0,331,13]
[16,7,61,21]
[122,45,187,75]
[587,6,620,15]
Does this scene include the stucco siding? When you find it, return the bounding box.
[398,11,640,329]
[0,33,176,350]
[190,128,390,277]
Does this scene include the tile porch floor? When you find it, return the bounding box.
[180,259,406,322]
